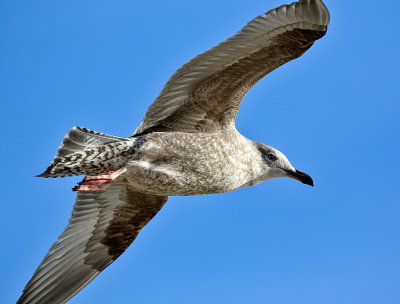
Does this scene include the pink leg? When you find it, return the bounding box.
[74,168,127,192]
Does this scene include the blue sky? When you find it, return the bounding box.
[1,0,399,303]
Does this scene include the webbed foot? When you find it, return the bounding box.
[73,168,127,191]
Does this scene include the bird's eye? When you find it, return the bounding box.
[267,153,277,161]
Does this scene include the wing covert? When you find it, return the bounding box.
[133,0,329,135]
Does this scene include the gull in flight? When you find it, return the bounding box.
[17,0,330,303]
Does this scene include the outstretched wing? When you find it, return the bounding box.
[134,0,330,135]
[17,185,168,304]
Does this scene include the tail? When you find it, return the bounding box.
[37,127,133,178]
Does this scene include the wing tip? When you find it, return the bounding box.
[299,0,330,27]
[274,0,330,28]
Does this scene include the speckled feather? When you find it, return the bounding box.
[118,130,264,196]
[38,128,140,178]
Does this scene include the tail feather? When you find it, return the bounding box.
[57,127,127,157]
[37,127,133,178]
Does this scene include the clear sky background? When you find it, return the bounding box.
[1,0,399,303]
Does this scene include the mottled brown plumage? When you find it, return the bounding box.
[138,29,326,134]
[18,1,329,303]
[86,187,168,266]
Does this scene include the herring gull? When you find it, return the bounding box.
[17,0,330,303]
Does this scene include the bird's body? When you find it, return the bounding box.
[116,130,263,196]
[17,0,330,303]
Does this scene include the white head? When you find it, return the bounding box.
[255,143,313,186]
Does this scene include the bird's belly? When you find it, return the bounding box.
[118,131,258,196]
[121,158,250,196]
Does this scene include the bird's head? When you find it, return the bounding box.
[255,143,313,186]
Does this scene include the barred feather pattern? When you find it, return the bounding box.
[38,138,141,178]
[38,139,135,177]
[57,126,128,157]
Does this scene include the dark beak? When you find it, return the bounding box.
[286,169,314,187]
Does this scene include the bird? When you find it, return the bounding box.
[17,0,330,303]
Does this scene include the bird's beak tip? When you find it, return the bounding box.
[287,169,314,187]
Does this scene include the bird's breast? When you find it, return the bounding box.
[122,131,260,196]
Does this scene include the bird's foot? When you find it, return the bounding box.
[73,168,127,192]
